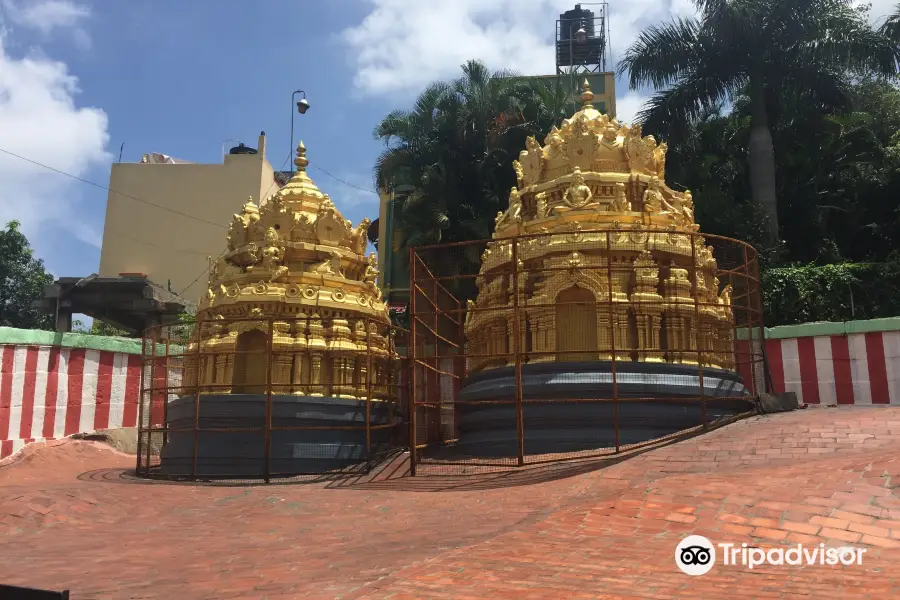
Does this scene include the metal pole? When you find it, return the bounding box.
[512,239,525,466]
[690,234,708,430]
[432,272,440,446]
[136,331,147,476]
[569,22,576,113]
[145,324,159,474]
[190,319,204,479]
[265,318,274,483]
[163,337,170,447]
[456,287,466,441]
[290,90,306,172]
[744,244,772,394]
[408,246,418,476]
[365,317,373,465]
[605,233,619,452]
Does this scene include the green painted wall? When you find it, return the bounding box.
[0,327,144,354]
[0,327,187,356]
[2,316,899,356]
[764,317,900,339]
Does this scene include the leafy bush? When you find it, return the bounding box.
[762,258,900,326]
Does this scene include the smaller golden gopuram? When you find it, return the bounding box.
[158,140,399,477]
[465,80,736,374]
[180,141,396,399]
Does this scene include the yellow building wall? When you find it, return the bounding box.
[98,134,277,304]
[587,72,616,119]
[376,190,390,290]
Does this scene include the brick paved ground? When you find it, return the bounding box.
[1,407,899,599]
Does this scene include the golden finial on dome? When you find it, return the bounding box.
[242,196,259,212]
[294,140,309,171]
[580,79,594,107]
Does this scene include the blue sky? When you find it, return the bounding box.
[1,0,895,293]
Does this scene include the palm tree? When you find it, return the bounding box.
[373,60,571,292]
[618,0,897,245]
[881,3,900,47]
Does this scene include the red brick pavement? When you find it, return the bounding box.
[1,407,899,599]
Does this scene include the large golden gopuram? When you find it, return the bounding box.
[452,81,751,457]
[182,141,395,398]
[464,80,736,374]
[160,141,399,477]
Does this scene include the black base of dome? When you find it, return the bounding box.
[155,394,404,478]
[454,361,753,458]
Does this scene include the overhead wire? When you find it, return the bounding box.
[307,160,378,196]
[176,150,297,300]
[0,144,383,305]
[0,147,228,229]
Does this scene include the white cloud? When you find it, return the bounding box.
[342,0,698,102]
[858,0,898,27]
[1,0,89,34]
[344,0,900,122]
[0,7,110,248]
[615,91,652,125]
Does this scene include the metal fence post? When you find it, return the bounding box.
[690,233,708,430]
[190,319,204,479]
[365,317,373,467]
[605,233,619,452]
[136,331,147,476]
[512,239,525,466]
[408,246,418,476]
[265,317,274,483]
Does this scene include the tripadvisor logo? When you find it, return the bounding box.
[676,535,715,576]
[675,535,867,575]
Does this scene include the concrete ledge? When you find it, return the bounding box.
[0,326,143,354]
[735,317,900,341]
[0,326,185,355]
[758,392,800,414]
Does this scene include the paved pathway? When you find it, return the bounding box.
[1,407,899,598]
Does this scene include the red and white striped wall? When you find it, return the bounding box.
[2,320,899,461]
[0,344,142,460]
[765,330,900,405]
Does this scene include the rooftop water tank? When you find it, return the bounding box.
[559,4,595,42]
[229,143,258,155]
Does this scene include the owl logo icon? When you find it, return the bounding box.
[675,535,715,575]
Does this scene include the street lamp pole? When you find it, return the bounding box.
[290,90,310,171]
[569,22,587,112]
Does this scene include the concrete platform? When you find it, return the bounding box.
[156,394,404,477]
[455,361,753,457]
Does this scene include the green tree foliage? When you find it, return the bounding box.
[618,0,898,244]
[373,4,900,325]
[763,259,900,325]
[91,320,131,336]
[373,60,572,294]
[665,79,900,265]
[663,78,900,324]
[880,3,900,49]
[0,221,54,330]
[70,319,131,337]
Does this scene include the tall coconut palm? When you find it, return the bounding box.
[618,0,897,244]
[881,3,900,47]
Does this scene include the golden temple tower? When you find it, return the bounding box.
[181,141,395,399]
[464,80,735,373]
